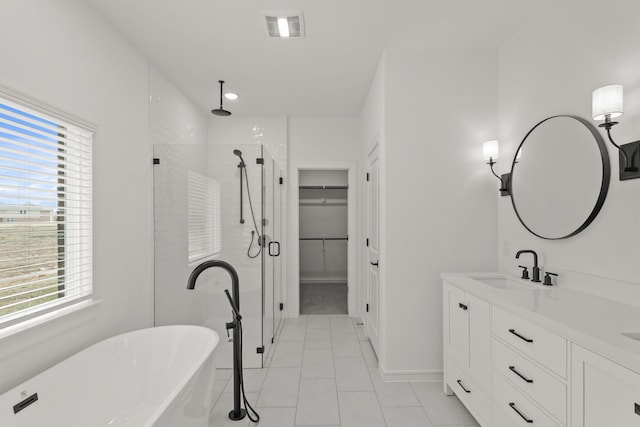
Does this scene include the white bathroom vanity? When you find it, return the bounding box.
[442,273,640,427]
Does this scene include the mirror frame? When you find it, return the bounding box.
[509,115,611,240]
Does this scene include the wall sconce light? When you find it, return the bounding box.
[483,140,511,196]
[592,84,640,180]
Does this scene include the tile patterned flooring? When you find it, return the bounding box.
[209,315,479,427]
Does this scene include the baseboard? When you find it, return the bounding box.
[378,366,444,382]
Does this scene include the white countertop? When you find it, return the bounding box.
[441,272,640,374]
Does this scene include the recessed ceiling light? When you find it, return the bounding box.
[262,11,305,38]
[277,17,290,38]
[224,92,239,101]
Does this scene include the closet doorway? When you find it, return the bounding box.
[299,170,348,314]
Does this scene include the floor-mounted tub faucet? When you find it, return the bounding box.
[515,250,541,282]
[186,260,253,422]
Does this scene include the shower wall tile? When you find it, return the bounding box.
[149,65,207,146]
[208,116,287,174]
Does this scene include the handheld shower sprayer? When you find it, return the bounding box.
[233,149,245,167]
[233,149,262,258]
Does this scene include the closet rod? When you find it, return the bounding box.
[299,237,349,241]
[298,185,348,190]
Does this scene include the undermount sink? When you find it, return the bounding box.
[621,332,640,341]
[471,276,536,290]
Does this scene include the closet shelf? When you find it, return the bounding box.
[299,185,348,190]
[299,199,347,206]
[299,184,348,204]
[300,237,349,241]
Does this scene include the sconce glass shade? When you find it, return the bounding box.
[592,84,623,121]
[483,140,499,161]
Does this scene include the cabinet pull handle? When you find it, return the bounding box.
[509,402,533,423]
[458,303,468,311]
[509,328,534,343]
[509,365,534,383]
[456,379,471,393]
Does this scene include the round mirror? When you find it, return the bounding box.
[510,115,610,240]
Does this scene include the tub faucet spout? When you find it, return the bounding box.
[187,259,240,311]
[515,250,541,282]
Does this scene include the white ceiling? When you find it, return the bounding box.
[85,0,550,116]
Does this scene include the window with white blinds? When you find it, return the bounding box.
[187,171,221,263]
[0,95,93,323]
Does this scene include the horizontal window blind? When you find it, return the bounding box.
[187,171,221,263]
[0,97,93,322]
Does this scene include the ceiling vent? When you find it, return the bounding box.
[262,11,305,38]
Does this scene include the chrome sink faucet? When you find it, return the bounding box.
[515,250,541,282]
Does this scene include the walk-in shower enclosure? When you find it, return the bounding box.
[153,143,284,368]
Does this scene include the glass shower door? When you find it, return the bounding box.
[153,143,265,369]
[273,166,284,335]
[261,148,275,360]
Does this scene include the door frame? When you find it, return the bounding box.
[289,162,358,317]
[365,143,381,357]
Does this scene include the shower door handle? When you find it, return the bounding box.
[268,241,281,257]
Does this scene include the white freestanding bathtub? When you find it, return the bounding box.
[0,325,219,427]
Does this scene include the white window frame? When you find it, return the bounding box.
[0,85,95,328]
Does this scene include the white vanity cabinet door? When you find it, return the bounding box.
[446,357,491,425]
[447,284,469,367]
[443,282,492,425]
[572,344,640,427]
[468,293,491,393]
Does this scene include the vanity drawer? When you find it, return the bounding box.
[493,338,566,423]
[446,358,491,425]
[492,306,567,378]
[493,404,519,427]
[493,371,562,427]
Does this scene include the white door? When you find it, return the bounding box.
[366,145,381,357]
[572,344,640,427]
[446,285,469,367]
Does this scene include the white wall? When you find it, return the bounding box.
[366,49,500,378]
[288,117,361,316]
[0,0,153,392]
[498,0,640,304]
